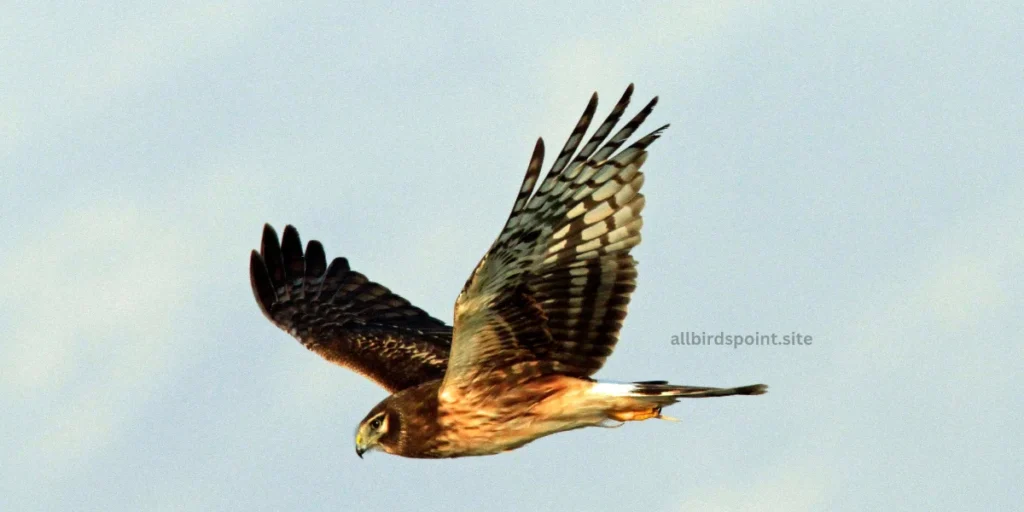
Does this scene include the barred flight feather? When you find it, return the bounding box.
[446,84,669,385]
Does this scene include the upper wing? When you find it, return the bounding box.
[443,84,667,387]
[250,224,452,392]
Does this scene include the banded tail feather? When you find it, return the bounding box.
[591,381,768,399]
[592,381,769,423]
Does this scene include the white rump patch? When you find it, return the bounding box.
[589,381,640,397]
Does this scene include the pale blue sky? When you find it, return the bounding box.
[2,2,1021,511]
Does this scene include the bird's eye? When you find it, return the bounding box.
[370,416,383,430]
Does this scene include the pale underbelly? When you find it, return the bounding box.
[437,401,606,456]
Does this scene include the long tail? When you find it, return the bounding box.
[629,380,768,398]
[593,380,768,422]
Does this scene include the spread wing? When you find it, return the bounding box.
[250,224,452,392]
[443,84,667,388]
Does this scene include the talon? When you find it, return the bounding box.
[608,407,662,422]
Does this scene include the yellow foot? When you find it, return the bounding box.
[608,407,662,422]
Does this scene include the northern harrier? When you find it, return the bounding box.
[249,85,767,459]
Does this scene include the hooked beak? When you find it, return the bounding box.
[355,433,368,459]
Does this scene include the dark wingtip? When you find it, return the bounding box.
[326,255,351,274]
[280,225,305,280]
[249,249,276,318]
[305,240,327,278]
[249,249,261,269]
[615,84,634,109]
[260,223,284,284]
[261,224,278,252]
[629,123,671,152]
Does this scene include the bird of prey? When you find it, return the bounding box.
[249,85,767,459]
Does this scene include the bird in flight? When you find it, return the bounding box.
[249,85,767,459]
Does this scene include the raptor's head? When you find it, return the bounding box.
[354,398,401,458]
[354,382,441,458]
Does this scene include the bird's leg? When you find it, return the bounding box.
[607,407,662,422]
